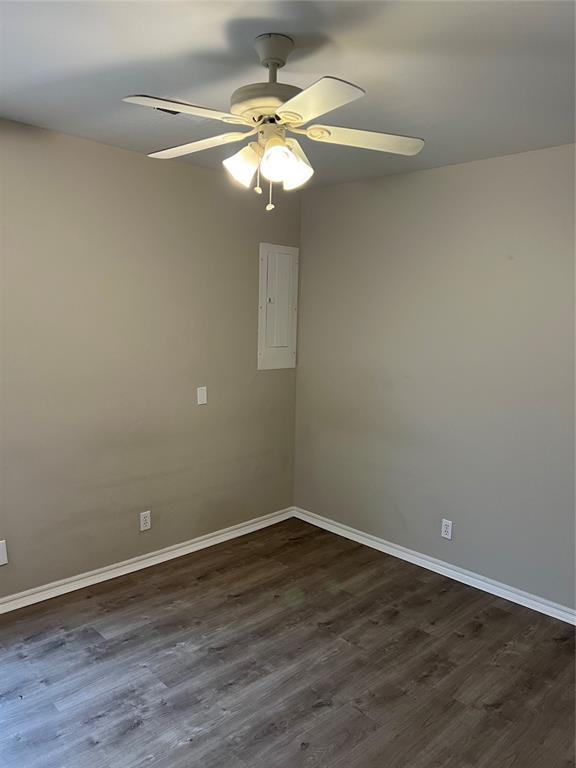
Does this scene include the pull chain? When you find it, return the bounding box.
[254,164,262,195]
[266,180,275,212]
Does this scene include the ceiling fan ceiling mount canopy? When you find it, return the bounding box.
[253,33,295,70]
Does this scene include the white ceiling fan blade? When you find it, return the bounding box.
[276,77,364,126]
[123,95,249,125]
[298,125,424,156]
[149,130,255,160]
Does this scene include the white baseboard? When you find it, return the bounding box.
[292,507,576,626]
[2,505,574,626]
[0,508,293,615]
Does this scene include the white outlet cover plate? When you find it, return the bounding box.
[140,511,152,531]
[441,519,453,540]
[0,540,7,566]
[197,386,207,405]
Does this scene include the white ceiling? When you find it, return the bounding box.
[1,1,574,186]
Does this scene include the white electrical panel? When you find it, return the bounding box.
[258,243,299,370]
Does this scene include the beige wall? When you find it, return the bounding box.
[1,121,573,610]
[0,119,299,596]
[295,144,575,608]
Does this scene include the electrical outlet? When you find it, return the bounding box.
[0,540,7,566]
[441,519,453,540]
[140,511,152,532]
[196,386,207,405]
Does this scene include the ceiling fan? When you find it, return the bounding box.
[124,33,424,210]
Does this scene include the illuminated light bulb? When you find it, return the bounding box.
[260,137,295,183]
[266,203,275,211]
[254,186,263,195]
[222,144,260,188]
[283,141,314,190]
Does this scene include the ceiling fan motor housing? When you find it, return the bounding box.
[230,82,302,121]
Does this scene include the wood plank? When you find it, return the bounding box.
[0,519,573,767]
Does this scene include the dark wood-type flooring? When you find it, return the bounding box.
[1,519,574,767]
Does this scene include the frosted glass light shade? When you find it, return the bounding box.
[222,144,260,187]
[283,141,314,190]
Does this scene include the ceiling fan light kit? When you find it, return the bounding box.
[222,143,261,188]
[124,33,425,210]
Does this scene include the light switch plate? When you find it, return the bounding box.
[0,540,7,566]
[197,386,207,405]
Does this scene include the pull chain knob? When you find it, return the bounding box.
[254,164,262,195]
[266,180,275,211]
